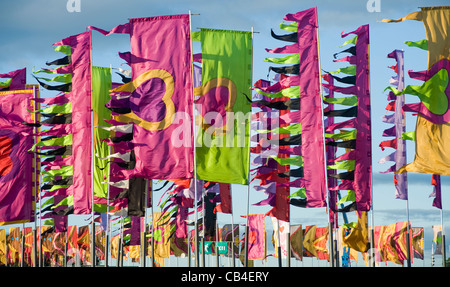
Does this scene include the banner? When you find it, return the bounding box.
[195,28,252,185]
[0,89,35,225]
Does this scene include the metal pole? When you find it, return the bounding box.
[90,110,96,267]
[188,10,200,268]
[244,25,254,269]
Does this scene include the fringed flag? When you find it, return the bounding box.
[381,6,450,175]
[0,70,35,225]
[252,7,326,224]
[323,24,372,212]
[89,15,194,181]
[193,28,252,185]
[379,50,408,200]
[32,31,93,215]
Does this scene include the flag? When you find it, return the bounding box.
[0,229,6,265]
[33,31,93,215]
[247,213,266,260]
[379,50,408,200]
[342,211,369,253]
[302,225,318,258]
[221,223,239,258]
[323,24,372,212]
[0,89,35,225]
[432,225,443,255]
[271,217,289,258]
[213,183,232,214]
[152,212,170,259]
[430,174,442,209]
[194,28,252,185]
[382,7,450,175]
[92,66,112,212]
[412,227,424,260]
[92,15,194,180]
[314,226,329,261]
[0,68,26,90]
[289,224,303,260]
[77,225,91,264]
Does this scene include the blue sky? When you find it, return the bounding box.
[1,0,450,266]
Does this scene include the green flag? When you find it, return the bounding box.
[195,29,252,185]
[92,67,112,210]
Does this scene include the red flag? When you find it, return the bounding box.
[213,183,232,214]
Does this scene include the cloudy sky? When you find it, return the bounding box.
[1,0,450,265]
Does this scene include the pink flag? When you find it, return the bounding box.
[0,68,26,90]
[247,213,266,260]
[108,15,194,180]
[54,31,93,214]
[0,90,35,224]
[285,7,327,208]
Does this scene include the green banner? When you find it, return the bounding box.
[195,29,252,185]
[92,67,112,207]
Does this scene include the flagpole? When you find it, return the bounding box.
[440,191,446,267]
[188,10,201,268]
[244,26,254,268]
[230,186,236,267]
[32,85,39,267]
[316,13,334,267]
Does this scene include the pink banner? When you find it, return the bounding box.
[0,90,34,224]
[285,7,327,208]
[54,31,93,214]
[247,213,266,260]
[111,15,194,180]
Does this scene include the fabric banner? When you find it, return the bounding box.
[247,213,266,260]
[92,66,112,211]
[153,212,170,259]
[285,7,327,208]
[0,89,35,225]
[290,224,303,260]
[382,7,450,175]
[108,15,194,180]
[271,217,289,258]
[195,28,252,185]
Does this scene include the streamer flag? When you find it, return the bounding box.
[382,6,450,175]
[194,29,252,185]
[0,88,35,225]
[32,31,93,215]
[379,50,408,200]
[92,15,194,180]
[323,24,372,212]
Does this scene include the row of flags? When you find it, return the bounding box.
[0,218,426,267]
[0,5,448,266]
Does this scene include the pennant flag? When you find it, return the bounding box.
[411,227,424,259]
[432,225,443,255]
[33,31,93,215]
[379,50,408,199]
[194,28,252,185]
[382,7,450,175]
[323,24,372,211]
[289,224,303,260]
[0,88,35,225]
